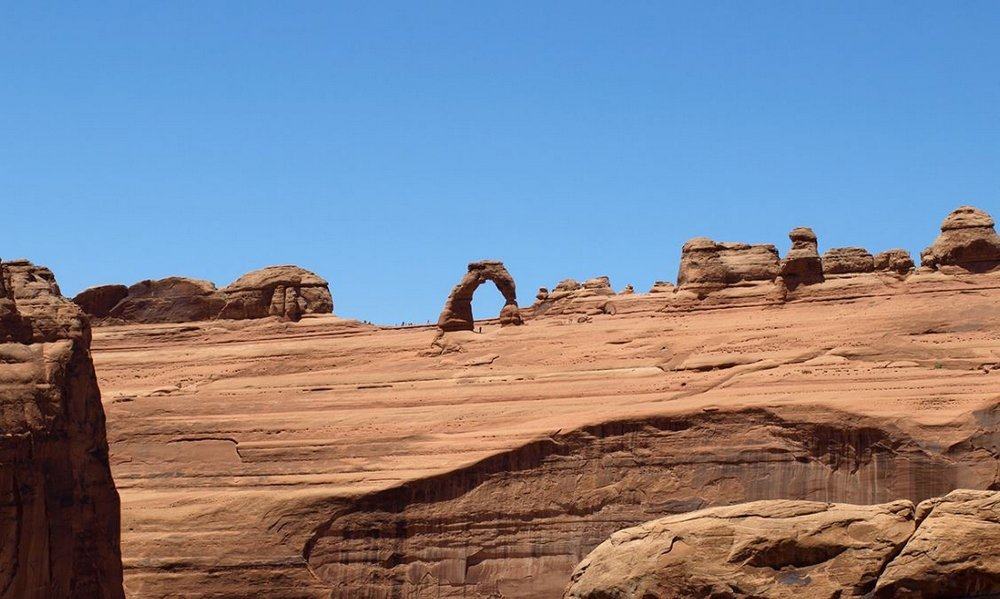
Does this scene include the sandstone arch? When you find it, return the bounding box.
[437,260,522,331]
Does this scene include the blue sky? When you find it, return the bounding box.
[3,2,998,324]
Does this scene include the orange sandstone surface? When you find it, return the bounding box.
[94,267,1000,598]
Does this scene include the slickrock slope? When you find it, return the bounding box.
[564,490,999,599]
[0,260,124,599]
[93,264,1000,598]
[73,265,333,325]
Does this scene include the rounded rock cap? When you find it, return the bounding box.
[682,237,719,252]
[941,205,995,231]
[789,227,817,242]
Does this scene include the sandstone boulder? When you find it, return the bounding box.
[566,491,1000,599]
[875,489,1000,597]
[780,227,824,287]
[648,281,674,293]
[822,247,875,274]
[498,303,524,327]
[921,205,1000,272]
[0,260,124,598]
[221,265,333,321]
[874,249,915,274]
[72,284,129,318]
[438,260,520,332]
[677,238,780,295]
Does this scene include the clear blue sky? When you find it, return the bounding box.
[3,2,998,324]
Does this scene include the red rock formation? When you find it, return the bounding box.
[565,490,999,599]
[779,227,824,288]
[438,260,521,331]
[677,238,780,295]
[0,260,124,599]
[72,284,128,319]
[874,249,915,274]
[75,265,333,324]
[921,205,1000,272]
[221,265,334,320]
[822,246,875,274]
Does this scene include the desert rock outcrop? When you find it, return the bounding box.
[822,246,875,274]
[220,265,334,320]
[438,260,520,331]
[72,284,128,318]
[0,260,124,599]
[779,227,824,287]
[921,205,1000,272]
[874,249,915,274]
[565,490,1000,599]
[74,265,332,324]
[677,238,780,295]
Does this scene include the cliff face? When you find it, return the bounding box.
[0,260,124,599]
[93,265,1000,598]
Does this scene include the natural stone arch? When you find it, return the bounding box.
[437,260,522,332]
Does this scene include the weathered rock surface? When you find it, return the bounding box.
[75,265,333,324]
[677,238,780,295]
[94,267,1000,598]
[106,277,225,323]
[779,227,824,287]
[875,489,1000,597]
[921,205,1000,272]
[438,260,520,331]
[874,249,915,274]
[72,284,129,318]
[0,260,124,599]
[822,246,875,274]
[531,275,618,317]
[565,490,1000,599]
[220,265,334,320]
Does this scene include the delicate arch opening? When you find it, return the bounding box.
[437,260,523,332]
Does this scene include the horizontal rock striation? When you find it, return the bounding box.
[0,260,124,599]
[74,265,332,324]
[676,238,780,296]
[565,489,999,599]
[823,246,875,274]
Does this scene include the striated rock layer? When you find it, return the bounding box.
[0,260,124,599]
[91,265,1000,598]
[565,489,999,599]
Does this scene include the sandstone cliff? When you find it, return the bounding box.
[0,259,124,599]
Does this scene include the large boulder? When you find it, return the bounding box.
[72,284,129,318]
[822,247,875,274]
[0,260,124,598]
[566,491,1000,599]
[107,277,227,323]
[677,238,780,295]
[780,227,824,287]
[221,265,333,321]
[875,489,1000,597]
[921,205,1000,272]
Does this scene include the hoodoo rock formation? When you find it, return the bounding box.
[73,265,332,324]
[921,205,1000,272]
[565,490,1000,599]
[676,238,780,295]
[438,260,521,331]
[0,260,124,599]
[779,227,824,288]
[822,246,875,274]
